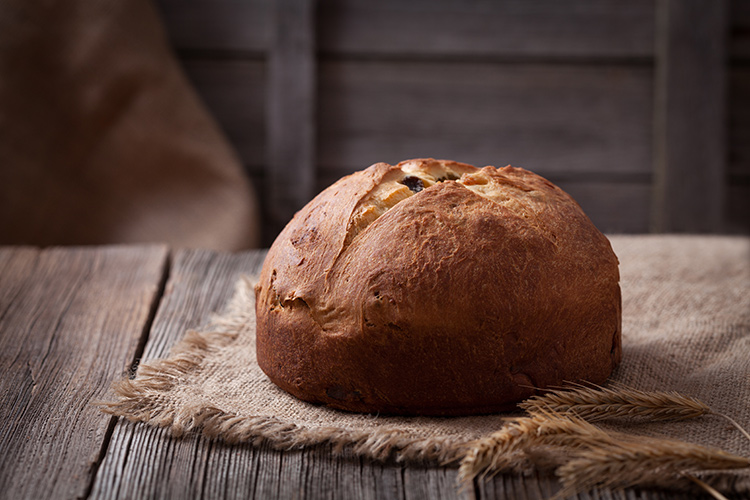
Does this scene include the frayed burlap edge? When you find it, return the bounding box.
[101,276,469,465]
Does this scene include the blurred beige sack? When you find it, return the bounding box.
[0,0,260,250]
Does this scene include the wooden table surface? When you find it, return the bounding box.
[0,245,716,499]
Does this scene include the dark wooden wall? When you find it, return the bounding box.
[155,0,747,245]
[730,0,750,236]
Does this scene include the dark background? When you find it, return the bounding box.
[156,0,749,246]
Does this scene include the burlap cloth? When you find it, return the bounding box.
[107,235,750,491]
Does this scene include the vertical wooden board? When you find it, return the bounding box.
[282,446,418,500]
[260,443,409,500]
[199,440,273,499]
[475,472,561,500]
[363,460,408,500]
[475,472,700,499]
[318,60,654,178]
[180,59,267,173]
[0,247,38,313]
[729,0,750,60]
[333,454,405,500]
[403,465,469,500]
[725,66,750,233]
[248,445,287,499]
[652,0,728,232]
[727,184,750,234]
[0,246,168,500]
[267,0,316,235]
[155,0,271,52]
[273,448,307,499]
[319,0,655,59]
[90,249,267,499]
[729,67,750,176]
[140,249,266,362]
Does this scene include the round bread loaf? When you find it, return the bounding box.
[255,159,621,416]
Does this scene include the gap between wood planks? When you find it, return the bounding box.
[81,251,172,500]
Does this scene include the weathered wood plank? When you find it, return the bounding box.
[729,0,750,60]
[259,444,471,500]
[728,66,750,233]
[476,472,561,500]
[652,0,728,232]
[0,246,168,500]
[319,0,655,59]
[154,0,271,53]
[140,249,266,363]
[727,184,750,234]
[318,60,654,178]
[729,67,750,176]
[403,465,467,500]
[266,0,316,237]
[90,249,267,499]
[180,59,266,173]
[476,471,702,499]
[330,452,405,500]
[0,247,38,315]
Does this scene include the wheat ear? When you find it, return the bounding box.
[458,411,619,483]
[519,383,750,443]
[519,383,712,422]
[556,435,750,497]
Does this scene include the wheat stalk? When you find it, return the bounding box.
[460,385,750,496]
[458,415,543,483]
[685,474,731,500]
[459,407,750,496]
[556,435,750,497]
[519,383,712,422]
[518,383,750,443]
[458,411,621,483]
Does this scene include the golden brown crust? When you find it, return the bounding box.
[255,159,622,416]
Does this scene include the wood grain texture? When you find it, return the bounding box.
[727,184,750,234]
[154,0,271,53]
[0,246,168,500]
[319,0,655,59]
[728,66,750,232]
[0,247,38,314]
[476,472,701,500]
[729,67,750,176]
[318,60,654,178]
[730,0,750,61]
[267,0,316,238]
[90,249,267,499]
[652,0,728,232]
